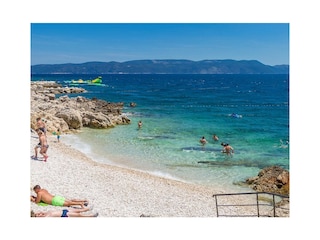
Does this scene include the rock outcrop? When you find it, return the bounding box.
[246,166,289,196]
[31,81,85,94]
[30,81,131,134]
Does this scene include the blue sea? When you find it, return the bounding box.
[31,74,289,191]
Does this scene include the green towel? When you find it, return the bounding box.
[37,202,48,206]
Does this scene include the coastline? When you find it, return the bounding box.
[31,131,267,217]
[30,133,223,217]
[30,81,228,217]
[29,81,289,218]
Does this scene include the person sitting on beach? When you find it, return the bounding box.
[200,136,207,145]
[31,185,89,208]
[31,207,98,217]
[32,129,49,161]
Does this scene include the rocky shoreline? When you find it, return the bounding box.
[30,81,131,134]
[245,166,289,196]
[30,80,289,217]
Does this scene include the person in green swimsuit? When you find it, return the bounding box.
[31,185,89,208]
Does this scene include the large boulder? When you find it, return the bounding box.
[55,109,82,129]
[82,112,114,128]
[31,112,70,134]
[111,114,131,125]
[246,166,289,196]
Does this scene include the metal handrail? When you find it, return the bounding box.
[212,191,289,217]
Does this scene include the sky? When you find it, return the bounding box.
[31,23,289,66]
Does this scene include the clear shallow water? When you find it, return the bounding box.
[32,74,289,190]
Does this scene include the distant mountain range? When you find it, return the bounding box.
[31,59,289,74]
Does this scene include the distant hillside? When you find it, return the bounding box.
[31,59,289,74]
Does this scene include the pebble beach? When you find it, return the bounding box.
[26,129,294,239]
[30,132,227,217]
[29,81,267,218]
[26,80,290,239]
[30,129,292,218]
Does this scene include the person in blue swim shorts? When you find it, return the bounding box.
[31,185,89,208]
[31,207,98,217]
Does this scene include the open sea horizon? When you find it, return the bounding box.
[31,74,289,192]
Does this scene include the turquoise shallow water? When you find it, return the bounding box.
[32,74,289,190]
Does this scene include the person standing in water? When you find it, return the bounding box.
[221,143,234,156]
[200,136,207,146]
[138,120,143,129]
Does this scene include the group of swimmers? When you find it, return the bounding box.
[199,134,234,155]
[138,120,234,156]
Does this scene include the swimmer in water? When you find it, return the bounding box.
[213,134,219,141]
[200,136,207,146]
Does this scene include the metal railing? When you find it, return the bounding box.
[212,191,289,217]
